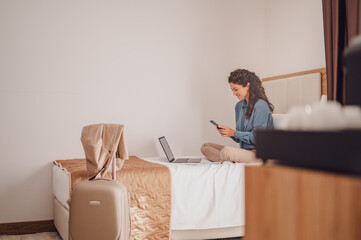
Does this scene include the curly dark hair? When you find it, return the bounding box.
[228,69,274,119]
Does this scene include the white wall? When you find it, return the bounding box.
[264,0,325,77]
[0,0,266,223]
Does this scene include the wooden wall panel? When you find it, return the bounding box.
[0,220,56,235]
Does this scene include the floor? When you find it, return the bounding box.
[0,232,242,240]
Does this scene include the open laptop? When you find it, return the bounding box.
[158,136,202,163]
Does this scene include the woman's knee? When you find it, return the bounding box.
[200,142,212,155]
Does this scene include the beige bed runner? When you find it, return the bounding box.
[54,156,171,240]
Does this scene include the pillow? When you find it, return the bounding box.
[272,114,288,129]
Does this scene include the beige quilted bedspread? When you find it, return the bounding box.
[54,156,171,240]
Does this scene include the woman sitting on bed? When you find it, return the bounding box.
[201,69,274,163]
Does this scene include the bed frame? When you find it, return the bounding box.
[262,68,326,113]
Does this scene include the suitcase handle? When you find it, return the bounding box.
[89,200,101,205]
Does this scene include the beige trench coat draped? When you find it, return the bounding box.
[81,124,129,180]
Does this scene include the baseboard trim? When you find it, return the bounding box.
[0,220,56,235]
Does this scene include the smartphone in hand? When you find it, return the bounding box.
[210,120,222,129]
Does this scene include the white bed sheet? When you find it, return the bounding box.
[53,157,254,230]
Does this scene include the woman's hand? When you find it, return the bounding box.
[218,126,235,137]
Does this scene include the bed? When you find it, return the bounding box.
[52,68,326,240]
[53,157,253,240]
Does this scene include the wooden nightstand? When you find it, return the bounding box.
[245,165,361,240]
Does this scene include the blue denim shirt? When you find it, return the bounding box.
[231,99,273,149]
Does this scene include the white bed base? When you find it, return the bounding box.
[54,198,244,240]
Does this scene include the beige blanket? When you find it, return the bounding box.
[54,156,171,240]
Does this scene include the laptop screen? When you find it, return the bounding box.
[159,137,174,161]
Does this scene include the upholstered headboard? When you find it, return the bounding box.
[262,68,327,114]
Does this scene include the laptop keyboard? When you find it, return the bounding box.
[174,158,189,163]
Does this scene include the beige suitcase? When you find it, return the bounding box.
[69,180,130,240]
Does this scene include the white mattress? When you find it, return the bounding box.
[53,157,257,230]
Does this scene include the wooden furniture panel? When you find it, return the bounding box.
[245,165,361,240]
